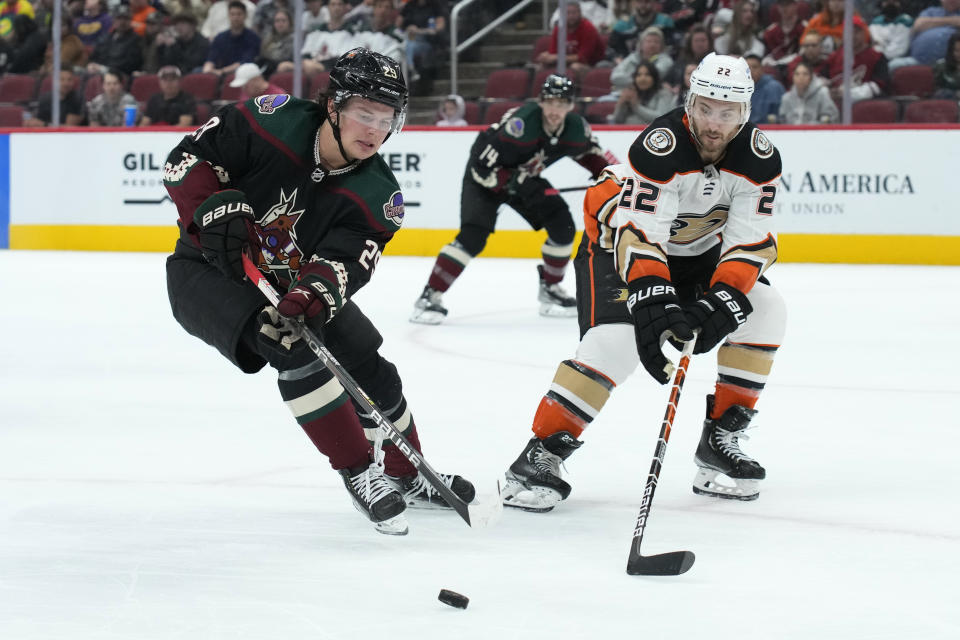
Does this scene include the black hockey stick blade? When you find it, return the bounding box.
[626,550,696,576]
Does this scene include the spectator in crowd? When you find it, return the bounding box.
[933,31,960,96]
[435,94,468,126]
[0,0,33,41]
[203,0,260,76]
[157,13,209,75]
[41,16,88,75]
[715,0,765,57]
[802,0,864,53]
[551,0,614,32]
[74,0,112,48]
[870,0,916,69]
[302,0,329,32]
[258,7,293,76]
[24,68,85,126]
[662,0,708,35]
[87,6,143,76]
[677,60,698,101]
[139,12,166,74]
[229,61,284,100]
[611,25,675,89]
[162,0,208,25]
[1,14,45,74]
[609,0,675,61]
[129,0,157,37]
[254,0,291,38]
[31,0,56,31]
[537,1,605,75]
[346,0,375,24]
[612,60,677,124]
[909,0,960,65]
[745,53,784,122]
[786,30,828,88]
[87,68,138,126]
[778,60,839,123]
[288,0,365,74]
[827,17,888,102]
[669,22,713,84]
[762,0,805,65]
[201,0,255,40]
[141,65,196,126]
[356,0,403,61]
[399,0,447,84]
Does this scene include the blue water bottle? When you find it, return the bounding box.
[428,17,436,32]
[124,104,137,127]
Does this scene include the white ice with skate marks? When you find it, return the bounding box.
[0,252,958,639]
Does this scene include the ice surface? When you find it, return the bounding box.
[1,251,958,639]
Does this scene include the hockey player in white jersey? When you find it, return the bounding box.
[502,53,787,510]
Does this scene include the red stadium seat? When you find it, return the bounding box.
[310,72,330,97]
[194,101,211,124]
[580,67,613,97]
[584,101,617,124]
[484,68,531,100]
[83,73,103,101]
[268,71,294,93]
[851,99,899,123]
[902,99,959,123]
[462,100,480,125]
[531,34,552,63]
[181,73,219,101]
[483,100,525,124]
[130,74,161,102]
[0,74,38,104]
[890,65,934,98]
[219,73,242,102]
[0,104,24,126]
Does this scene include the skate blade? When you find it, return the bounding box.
[500,475,562,512]
[409,308,447,325]
[692,469,760,501]
[538,302,577,318]
[374,514,409,535]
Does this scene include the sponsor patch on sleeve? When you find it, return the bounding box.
[505,117,525,137]
[255,94,291,115]
[751,129,774,159]
[383,190,405,226]
[642,127,676,156]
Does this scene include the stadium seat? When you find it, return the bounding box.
[219,73,242,102]
[890,65,934,98]
[0,74,37,104]
[531,35,552,64]
[484,68,531,100]
[851,99,899,123]
[181,73,219,101]
[268,71,294,93]
[0,104,24,126]
[194,101,211,124]
[463,100,480,125]
[130,74,161,102]
[83,73,102,101]
[483,100,525,124]
[902,99,959,123]
[310,72,330,97]
[580,67,613,98]
[584,101,617,124]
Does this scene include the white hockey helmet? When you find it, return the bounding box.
[685,52,754,126]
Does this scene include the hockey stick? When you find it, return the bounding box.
[241,253,502,529]
[626,336,697,576]
[557,185,591,193]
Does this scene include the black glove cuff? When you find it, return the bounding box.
[626,276,678,314]
[707,283,753,326]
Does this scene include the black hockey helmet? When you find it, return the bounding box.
[329,47,408,133]
[540,74,575,102]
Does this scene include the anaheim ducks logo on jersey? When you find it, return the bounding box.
[642,127,676,156]
[670,205,730,245]
[256,188,306,277]
[751,129,774,159]
[255,94,291,115]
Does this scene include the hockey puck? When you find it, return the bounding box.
[438,589,469,609]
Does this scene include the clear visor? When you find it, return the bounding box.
[340,99,405,134]
[686,94,747,126]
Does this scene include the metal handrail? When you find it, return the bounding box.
[449,0,547,96]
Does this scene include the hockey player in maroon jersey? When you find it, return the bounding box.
[502,53,787,511]
[409,75,619,324]
[163,48,475,535]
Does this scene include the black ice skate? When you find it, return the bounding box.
[537,265,577,318]
[692,395,766,501]
[339,460,409,535]
[387,472,476,510]
[409,286,448,325]
[502,431,582,512]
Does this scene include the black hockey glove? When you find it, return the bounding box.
[193,189,258,281]
[256,305,305,366]
[684,283,753,354]
[627,276,694,384]
[277,257,348,323]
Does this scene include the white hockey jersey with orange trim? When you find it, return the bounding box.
[583,107,781,295]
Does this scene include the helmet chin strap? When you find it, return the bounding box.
[328,109,354,165]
